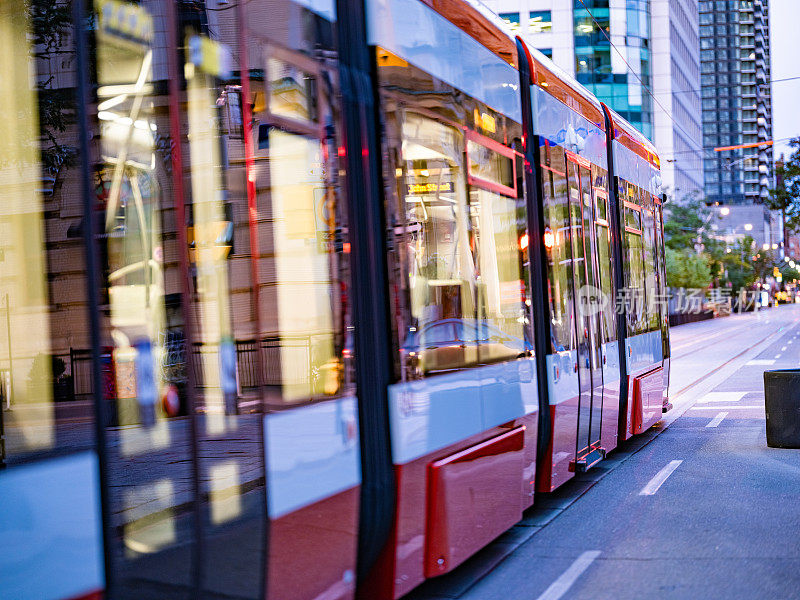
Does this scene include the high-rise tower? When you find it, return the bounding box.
[483,0,703,201]
[700,0,776,249]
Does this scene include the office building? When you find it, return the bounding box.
[700,0,777,249]
[485,0,703,201]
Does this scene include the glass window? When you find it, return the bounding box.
[470,166,528,359]
[625,205,643,231]
[594,199,616,342]
[499,12,520,32]
[596,191,608,222]
[377,54,530,378]
[620,181,646,335]
[0,0,95,464]
[642,204,658,332]
[540,144,575,353]
[423,323,456,345]
[96,2,353,598]
[467,136,515,193]
[530,10,552,33]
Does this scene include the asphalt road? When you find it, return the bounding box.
[409,303,800,600]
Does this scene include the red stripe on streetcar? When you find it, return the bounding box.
[66,590,104,600]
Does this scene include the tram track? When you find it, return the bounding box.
[670,321,751,359]
[670,315,799,400]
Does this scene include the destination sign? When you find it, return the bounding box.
[407,182,454,195]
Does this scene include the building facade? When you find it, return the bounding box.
[700,0,777,249]
[485,0,703,201]
[651,0,704,199]
[700,0,773,206]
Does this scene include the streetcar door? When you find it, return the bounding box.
[565,158,603,458]
[579,165,604,449]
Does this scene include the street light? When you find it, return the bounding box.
[762,243,770,250]
[744,223,753,231]
[720,207,730,216]
[785,256,791,262]
[772,243,779,250]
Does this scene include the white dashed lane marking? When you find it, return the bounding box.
[690,405,761,410]
[746,359,775,366]
[706,412,728,428]
[640,460,683,496]
[536,551,602,600]
[697,392,746,403]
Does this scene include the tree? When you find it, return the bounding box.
[665,247,712,289]
[719,236,756,291]
[751,248,777,285]
[30,0,77,175]
[663,196,712,252]
[663,194,720,290]
[767,139,800,236]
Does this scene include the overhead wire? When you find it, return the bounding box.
[574,0,709,162]
[661,136,798,160]
[670,75,800,97]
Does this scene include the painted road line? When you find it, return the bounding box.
[782,346,788,351]
[746,359,775,366]
[706,412,728,428]
[697,391,746,403]
[536,551,602,600]
[640,460,683,496]
[776,354,782,359]
[690,405,762,410]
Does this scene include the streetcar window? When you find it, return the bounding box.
[98,2,350,597]
[540,144,575,353]
[467,136,515,195]
[595,216,616,342]
[596,192,608,222]
[642,205,659,332]
[0,0,96,463]
[620,179,648,335]
[625,205,643,231]
[376,51,531,379]
[468,134,527,357]
[625,230,647,335]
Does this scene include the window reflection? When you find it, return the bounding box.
[386,102,530,378]
[540,143,576,353]
[267,130,341,401]
[0,1,60,459]
[3,1,357,598]
[530,10,552,33]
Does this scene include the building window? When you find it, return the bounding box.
[530,10,552,33]
[539,48,553,59]
[499,12,520,32]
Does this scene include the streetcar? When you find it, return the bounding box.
[0,0,669,599]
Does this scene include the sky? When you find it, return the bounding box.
[771,0,800,161]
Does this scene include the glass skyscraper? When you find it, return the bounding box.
[700,0,773,206]
[483,0,703,200]
[574,0,653,139]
